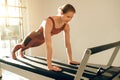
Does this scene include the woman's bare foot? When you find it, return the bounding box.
[12,53,17,60]
[48,66,62,72]
[69,61,80,65]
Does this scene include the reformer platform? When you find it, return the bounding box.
[0,55,120,80]
[0,41,120,80]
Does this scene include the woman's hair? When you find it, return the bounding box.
[58,4,76,14]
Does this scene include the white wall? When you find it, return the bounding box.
[27,0,46,56]
[28,0,120,66]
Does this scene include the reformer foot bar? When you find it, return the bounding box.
[0,41,120,80]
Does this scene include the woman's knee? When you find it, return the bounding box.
[23,37,32,47]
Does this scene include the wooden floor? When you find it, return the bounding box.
[0,69,28,80]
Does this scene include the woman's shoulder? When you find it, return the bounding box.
[45,16,58,24]
[47,16,59,20]
[41,16,59,27]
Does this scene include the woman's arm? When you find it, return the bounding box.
[64,24,73,63]
[64,24,80,65]
[45,18,53,69]
[45,18,62,71]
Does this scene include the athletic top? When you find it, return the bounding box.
[38,16,66,35]
[48,17,66,35]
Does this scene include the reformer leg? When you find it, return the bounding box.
[74,49,91,80]
[107,46,120,66]
[0,63,2,78]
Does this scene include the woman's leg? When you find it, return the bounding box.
[19,39,45,58]
[11,31,40,59]
[19,47,28,58]
[12,36,32,59]
[12,44,23,59]
[14,30,45,58]
[18,37,32,58]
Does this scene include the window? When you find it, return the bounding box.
[0,0,28,57]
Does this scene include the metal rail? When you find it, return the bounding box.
[74,41,120,80]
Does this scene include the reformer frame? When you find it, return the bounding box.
[74,41,120,80]
[0,41,120,80]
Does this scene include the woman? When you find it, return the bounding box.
[12,4,80,71]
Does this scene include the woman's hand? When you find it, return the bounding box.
[69,61,80,65]
[48,65,62,71]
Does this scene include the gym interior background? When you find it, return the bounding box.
[0,0,120,67]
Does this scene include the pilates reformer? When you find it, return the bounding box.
[0,41,120,80]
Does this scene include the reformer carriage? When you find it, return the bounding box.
[0,41,120,80]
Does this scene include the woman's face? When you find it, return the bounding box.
[61,11,75,23]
